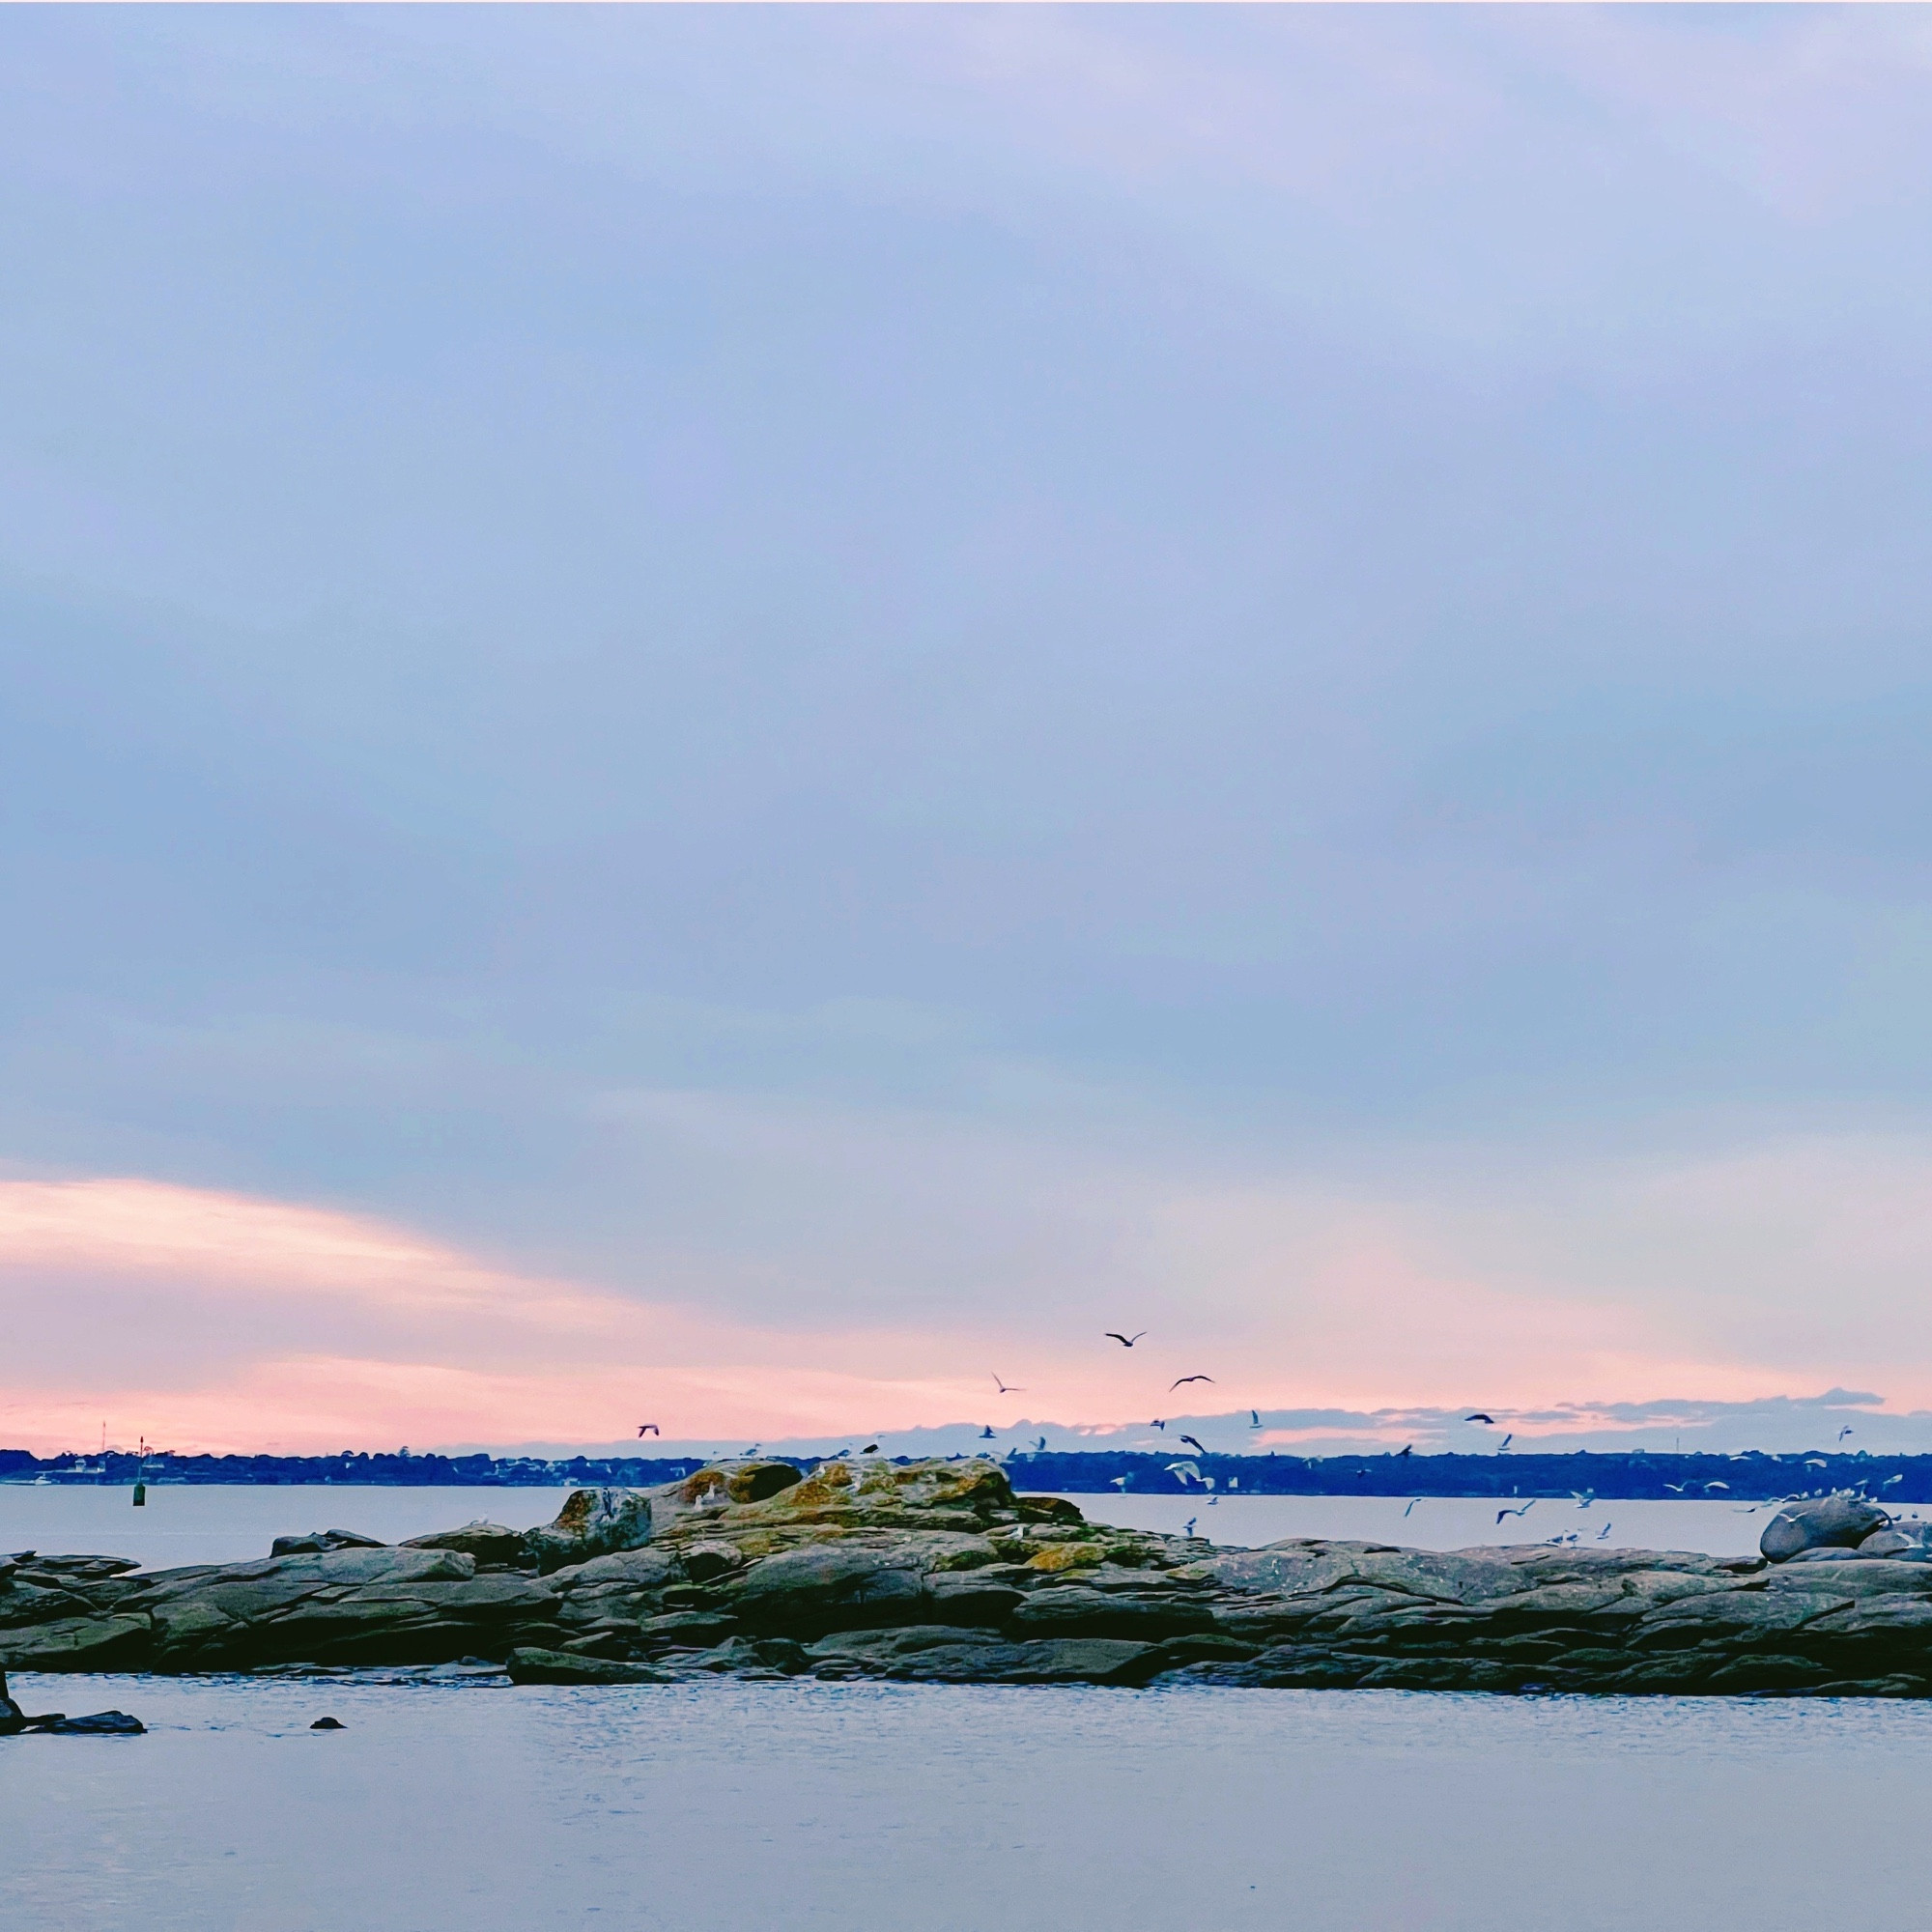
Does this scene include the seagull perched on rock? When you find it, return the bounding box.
[1105,1331,1147,1349]
[862,1443,879,1454]
[1171,1376,1215,1392]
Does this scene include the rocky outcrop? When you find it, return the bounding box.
[12,1463,1932,1696]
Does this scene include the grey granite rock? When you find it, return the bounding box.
[525,1490,655,1574]
[1761,1494,1889,1562]
[270,1530,386,1558]
[402,1521,529,1568]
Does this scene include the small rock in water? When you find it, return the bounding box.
[310,1716,346,1731]
[43,1711,144,1735]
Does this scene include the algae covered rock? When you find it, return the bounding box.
[526,1489,656,1574]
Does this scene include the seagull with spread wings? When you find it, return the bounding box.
[1104,1331,1147,1349]
[1171,1375,1215,1392]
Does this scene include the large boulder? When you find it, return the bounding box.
[403,1521,528,1569]
[1760,1494,1889,1562]
[525,1489,655,1575]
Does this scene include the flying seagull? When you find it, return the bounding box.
[1167,1461,1202,1485]
[1171,1376,1215,1391]
[1034,1435,1047,1453]
[1182,1518,1197,1537]
[1838,1427,1856,1443]
[1597,1520,1613,1539]
[1105,1331,1147,1349]
[1403,1498,1419,1518]
[637,1424,660,1437]
[979,1426,996,1439]
[1497,1433,1514,1452]
[1496,1501,1536,1523]
[1150,1419,1168,1432]
[1397,1443,1413,1458]
[1179,1434,1208,1455]
[1466,1413,1496,1426]
[1250,1410,1263,1429]
[1110,1475,1129,1491]
[993,1375,1025,1394]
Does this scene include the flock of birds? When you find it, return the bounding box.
[632,1363,1885,1550]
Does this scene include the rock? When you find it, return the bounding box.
[16,1455,1932,1698]
[724,1462,805,1505]
[0,1614,154,1671]
[1760,1494,1889,1562]
[1008,1587,1216,1641]
[550,1548,678,1592]
[504,1646,670,1685]
[402,1522,528,1568]
[310,1717,346,1729]
[806,1627,1159,1686]
[525,1490,655,1575]
[45,1711,144,1735]
[727,1545,930,1635]
[270,1530,387,1558]
[1856,1529,1922,1559]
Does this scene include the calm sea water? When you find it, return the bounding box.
[6,1673,1932,1931]
[8,1486,1926,1930]
[0,1481,1856,1569]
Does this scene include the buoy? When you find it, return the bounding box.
[131,1482,146,1507]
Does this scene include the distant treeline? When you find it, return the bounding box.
[2,1445,1926,1502]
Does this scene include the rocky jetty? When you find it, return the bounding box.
[7,1460,1932,1697]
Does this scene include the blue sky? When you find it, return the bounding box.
[6,6,1932,1452]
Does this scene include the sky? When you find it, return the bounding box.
[7,5,1932,1458]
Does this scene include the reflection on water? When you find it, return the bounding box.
[4,1673,1930,1931]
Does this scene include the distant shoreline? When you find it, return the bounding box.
[2,1446,1920,1503]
